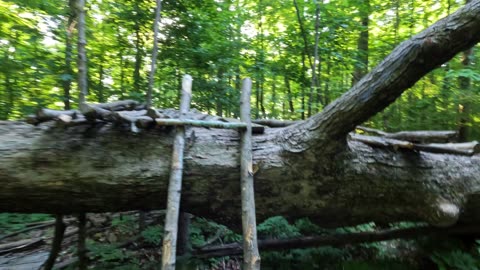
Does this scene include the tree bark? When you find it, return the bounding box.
[240,79,261,270]
[352,0,369,85]
[76,0,87,104]
[63,1,75,111]
[146,0,162,109]
[1,1,480,231]
[458,0,473,142]
[42,215,66,270]
[161,75,192,270]
[309,0,322,117]
[133,0,143,94]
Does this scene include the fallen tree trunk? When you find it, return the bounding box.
[1,120,480,228]
[1,1,480,231]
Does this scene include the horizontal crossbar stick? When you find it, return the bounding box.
[155,119,248,129]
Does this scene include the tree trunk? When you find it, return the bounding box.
[133,0,143,94]
[309,0,322,117]
[97,62,105,103]
[63,2,75,110]
[458,0,473,142]
[146,0,162,109]
[76,0,87,104]
[293,0,311,120]
[283,73,294,115]
[239,79,261,270]
[1,1,480,231]
[271,77,277,117]
[352,0,369,85]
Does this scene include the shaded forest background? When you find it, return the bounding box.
[1,0,479,140]
[1,0,480,269]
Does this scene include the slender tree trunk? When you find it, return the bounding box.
[42,215,66,270]
[324,53,331,105]
[352,0,370,85]
[77,213,87,270]
[300,56,306,120]
[255,79,260,119]
[176,212,191,256]
[116,25,126,100]
[271,77,277,117]
[146,0,162,109]
[119,58,126,99]
[3,36,19,120]
[97,62,105,103]
[240,78,261,270]
[259,73,266,118]
[293,0,312,120]
[393,0,400,43]
[161,75,192,270]
[216,69,225,117]
[254,2,265,119]
[284,74,294,115]
[458,1,473,142]
[63,4,75,110]
[3,51,13,119]
[309,1,322,117]
[133,0,143,94]
[76,0,87,104]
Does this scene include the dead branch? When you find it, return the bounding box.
[357,126,458,143]
[350,133,478,156]
[252,119,301,127]
[0,238,44,256]
[193,225,480,258]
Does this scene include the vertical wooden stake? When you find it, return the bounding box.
[176,212,192,256]
[161,74,192,270]
[42,214,66,270]
[77,213,87,270]
[240,78,261,270]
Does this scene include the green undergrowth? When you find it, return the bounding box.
[1,213,479,269]
[0,213,52,235]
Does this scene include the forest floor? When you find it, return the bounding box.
[0,212,240,270]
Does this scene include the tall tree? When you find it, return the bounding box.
[77,0,87,104]
[352,0,370,85]
[293,0,312,120]
[146,0,162,108]
[62,0,76,110]
[458,0,473,142]
[309,0,322,116]
[133,0,144,95]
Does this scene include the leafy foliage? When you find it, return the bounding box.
[87,240,141,269]
[111,215,136,235]
[141,225,163,246]
[1,0,478,139]
[0,213,52,234]
[1,0,480,268]
[431,249,480,270]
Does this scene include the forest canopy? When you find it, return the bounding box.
[1,0,479,140]
[1,0,480,269]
